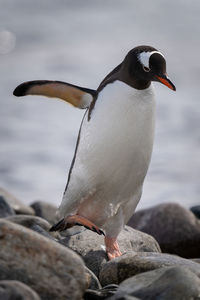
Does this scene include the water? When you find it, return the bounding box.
[0,0,200,210]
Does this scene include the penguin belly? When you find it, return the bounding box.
[59,81,156,234]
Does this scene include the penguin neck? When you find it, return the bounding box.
[119,64,151,90]
[97,63,151,92]
[119,74,151,90]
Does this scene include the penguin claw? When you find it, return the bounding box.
[91,226,105,236]
[99,229,105,236]
[49,218,65,232]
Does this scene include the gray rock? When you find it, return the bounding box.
[109,295,141,300]
[60,226,161,277]
[0,280,40,300]
[192,258,200,264]
[28,224,57,240]
[84,284,119,300]
[191,205,200,219]
[128,202,200,258]
[0,195,15,217]
[5,215,60,240]
[108,297,139,300]
[85,267,102,290]
[59,227,107,277]
[0,187,34,215]
[30,201,59,225]
[109,267,200,300]
[0,219,86,300]
[99,251,200,286]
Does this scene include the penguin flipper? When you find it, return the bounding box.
[13,80,97,109]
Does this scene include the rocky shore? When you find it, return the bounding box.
[0,187,200,300]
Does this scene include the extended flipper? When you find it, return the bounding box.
[13,80,97,109]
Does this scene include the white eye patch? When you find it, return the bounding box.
[138,51,165,68]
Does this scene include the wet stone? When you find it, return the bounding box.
[99,251,200,286]
[191,205,200,219]
[0,219,86,300]
[5,214,60,240]
[0,280,40,300]
[60,225,161,277]
[0,187,34,215]
[30,201,59,225]
[0,195,15,217]
[84,284,119,300]
[109,267,200,300]
[85,266,102,290]
[128,203,200,258]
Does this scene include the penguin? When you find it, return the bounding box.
[13,45,176,260]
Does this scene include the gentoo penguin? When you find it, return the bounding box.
[13,45,176,260]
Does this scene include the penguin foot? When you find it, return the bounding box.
[105,236,122,260]
[50,215,105,236]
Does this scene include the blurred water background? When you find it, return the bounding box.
[0,0,200,210]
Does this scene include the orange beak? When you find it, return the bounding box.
[155,75,176,91]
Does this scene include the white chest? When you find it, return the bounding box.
[79,81,155,178]
[63,81,156,227]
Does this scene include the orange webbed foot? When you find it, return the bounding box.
[105,236,122,260]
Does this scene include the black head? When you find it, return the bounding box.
[120,45,176,91]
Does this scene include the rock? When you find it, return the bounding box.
[192,258,200,264]
[0,195,15,217]
[59,227,107,277]
[128,203,200,258]
[99,251,200,286]
[30,201,59,225]
[109,267,200,300]
[6,214,51,230]
[108,297,139,300]
[0,219,86,300]
[0,187,34,215]
[85,267,102,290]
[84,284,119,300]
[191,205,200,219]
[0,280,40,300]
[28,224,57,240]
[60,225,161,277]
[5,215,60,240]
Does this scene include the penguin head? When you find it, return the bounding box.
[122,45,176,91]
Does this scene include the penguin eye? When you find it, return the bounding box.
[143,66,150,72]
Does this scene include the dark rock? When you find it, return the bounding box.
[0,219,86,300]
[29,224,56,240]
[0,187,34,215]
[85,267,102,290]
[84,284,118,300]
[99,251,200,286]
[60,225,161,277]
[108,295,141,300]
[59,227,106,277]
[0,280,40,300]
[108,297,139,300]
[191,205,200,219]
[128,202,200,258]
[5,215,60,240]
[30,201,59,225]
[61,225,86,237]
[109,267,200,300]
[0,195,15,217]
